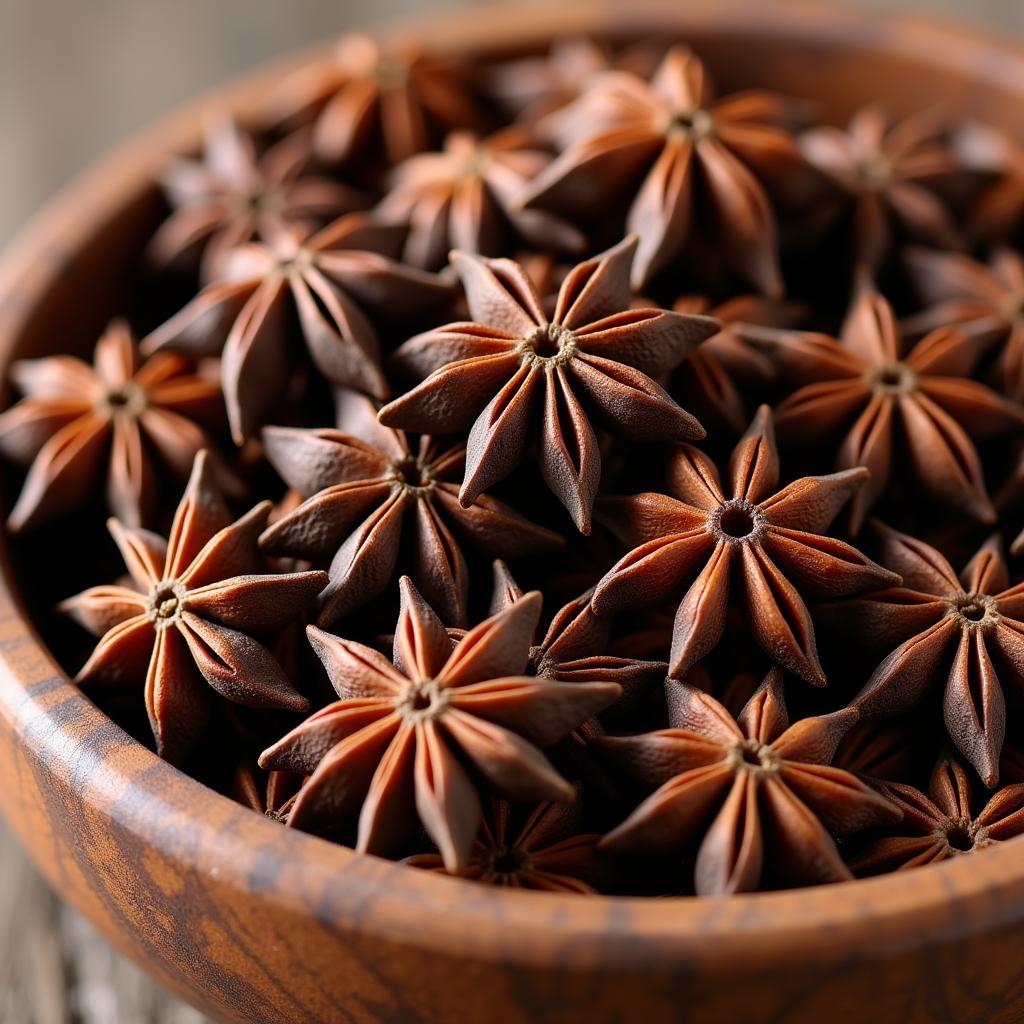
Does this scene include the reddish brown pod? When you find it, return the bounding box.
[4,6,1024,1024]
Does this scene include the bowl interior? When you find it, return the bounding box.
[3,0,1024,978]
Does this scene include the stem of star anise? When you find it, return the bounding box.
[936,817,989,855]
[389,455,436,494]
[664,108,715,142]
[853,153,894,191]
[725,739,780,777]
[459,146,491,180]
[707,499,765,543]
[241,184,285,218]
[397,679,450,724]
[869,362,918,394]
[147,580,187,629]
[273,242,314,275]
[518,323,578,367]
[946,592,999,630]
[485,844,529,877]
[98,383,147,418]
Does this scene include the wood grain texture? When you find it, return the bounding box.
[0,833,207,1024]
[5,4,1024,1022]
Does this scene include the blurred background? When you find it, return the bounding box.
[0,0,1022,1021]
[5,0,1024,246]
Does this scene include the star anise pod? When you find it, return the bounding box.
[522,46,797,292]
[489,560,666,715]
[487,38,611,121]
[507,246,560,296]
[479,562,650,797]
[684,665,760,715]
[377,128,584,270]
[832,720,912,782]
[378,237,718,532]
[904,247,1024,401]
[847,525,1024,787]
[231,760,303,822]
[799,106,960,267]
[0,321,229,532]
[406,796,604,893]
[486,38,662,123]
[761,281,1024,531]
[952,120,1024,243]
[671,294,795,434]
[149,119,363,282]
[259,576,620,869]
[850,758,1024,874]
[144,214,450,442]
[258,390,562,628]
[60,451,327,764]
[265,33,479,165]
[592,405,898,684]
[597,671,901,894]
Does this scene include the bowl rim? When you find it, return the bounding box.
[3,0,1024,975]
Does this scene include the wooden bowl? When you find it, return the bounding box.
[2,5,1024,1022]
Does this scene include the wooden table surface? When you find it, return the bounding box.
[0,0,1021,1021]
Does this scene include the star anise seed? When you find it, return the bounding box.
[265,33,479,165]
[799,106,960,267]
[378,128,584,269]
[150,119,364,282]
[905,246,1024,402]
[759,281,1024,531]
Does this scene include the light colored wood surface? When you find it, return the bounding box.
[0,2,1021,1022]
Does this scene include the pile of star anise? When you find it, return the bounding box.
[9,32,1024,897]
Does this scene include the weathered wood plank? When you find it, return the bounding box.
[1,825,209,1023]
